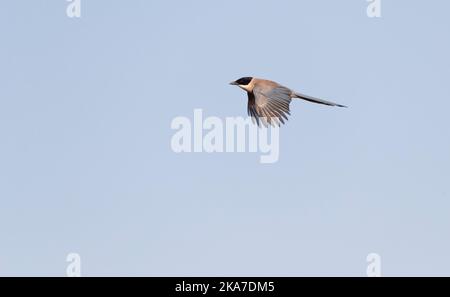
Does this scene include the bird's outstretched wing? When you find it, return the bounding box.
[248,85,292,126]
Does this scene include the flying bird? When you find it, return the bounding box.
[230,77,346,126]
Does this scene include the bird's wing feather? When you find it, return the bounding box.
[247,92,260,126]
[248,84,292,126]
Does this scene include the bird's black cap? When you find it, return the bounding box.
[230,77,253,86]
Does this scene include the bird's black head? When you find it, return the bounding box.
[230,77,253,86]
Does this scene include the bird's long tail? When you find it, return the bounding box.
[293,92,347,108]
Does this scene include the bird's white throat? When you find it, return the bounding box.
[239,84,252,92]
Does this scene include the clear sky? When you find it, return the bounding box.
[0,0,449,276]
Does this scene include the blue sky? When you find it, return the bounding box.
[0,0,449,276]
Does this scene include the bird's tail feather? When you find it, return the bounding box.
[294,92,347,108]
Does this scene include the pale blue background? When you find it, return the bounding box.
[0,1,449,276]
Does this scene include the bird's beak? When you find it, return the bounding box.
[229,81,238,86]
